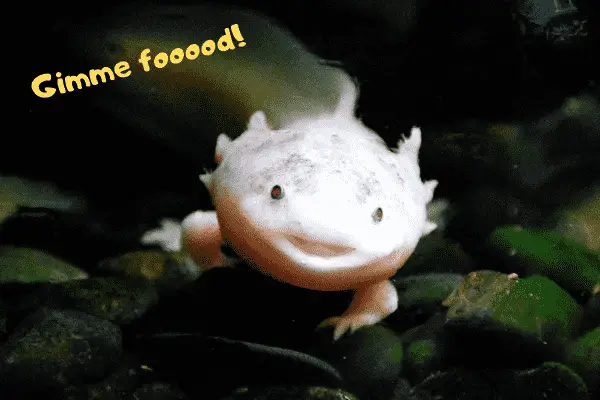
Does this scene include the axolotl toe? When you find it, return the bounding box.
[179,82,439,341]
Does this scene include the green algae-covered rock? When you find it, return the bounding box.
[444,271,582,343]
[486,226,600,298]
[98,250,200,294]
[404,339,442,384]
[0,246,88,284]
[553,185,600,251]
[442,271,582,366]
[406,340,436,366]
[0,308,122,394]
[32,276,159,325]
[566,327,600,393]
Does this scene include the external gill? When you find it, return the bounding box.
[421,180,440,236]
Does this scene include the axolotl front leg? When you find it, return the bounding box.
[141,210,233,270]
[318,280,398,341]
[180,210,238,270]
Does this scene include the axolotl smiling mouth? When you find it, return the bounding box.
[283,233,356,257]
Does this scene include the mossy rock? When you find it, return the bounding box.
[404,338,443,384]
[486,226,600,298]
[442,271,582,366]
[444,271,582,344]
[566,327,600,392]
[98,250,200,294]
[0,246,88,284]
[38,276,159,325]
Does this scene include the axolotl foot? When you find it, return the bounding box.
[141,211,236,270]
[317,279,399,341]
[180,210,236,270]
[140,218,183,252]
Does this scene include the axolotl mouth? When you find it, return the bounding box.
[283,234,356,257]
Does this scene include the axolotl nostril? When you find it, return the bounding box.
[161,80,440,341]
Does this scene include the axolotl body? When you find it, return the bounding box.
[170,81,439,340]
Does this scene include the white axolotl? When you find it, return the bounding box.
[143,80,439,341]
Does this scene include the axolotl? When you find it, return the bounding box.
[65,1,440,339]
[146,80,439,341]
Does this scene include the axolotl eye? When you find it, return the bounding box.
[271,185,284,200]
[372,207,383,223]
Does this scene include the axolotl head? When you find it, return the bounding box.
[200,111,438,291]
